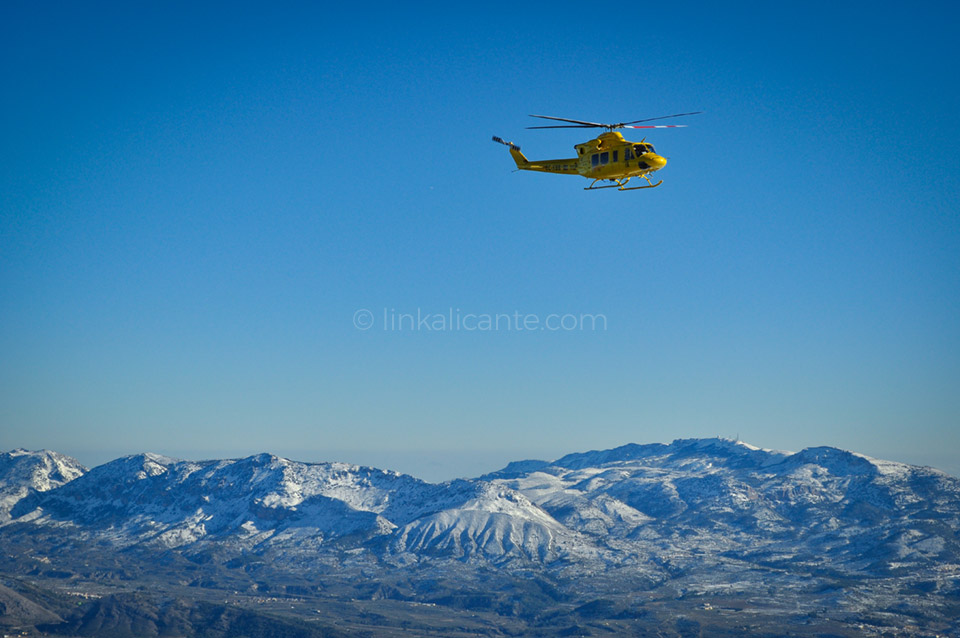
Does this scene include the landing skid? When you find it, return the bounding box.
[620,178,662,191]
[584,175,662,191]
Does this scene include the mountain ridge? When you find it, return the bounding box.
[2,438,956,567]
[1,438,958,636]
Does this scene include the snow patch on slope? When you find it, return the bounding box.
[0,449,86,523]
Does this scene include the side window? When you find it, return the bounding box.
[600,152,609,165]
[625,147,633,160]
[612,150,619,163]
[591,154,599,167]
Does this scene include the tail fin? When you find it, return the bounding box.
[492,136,529,169]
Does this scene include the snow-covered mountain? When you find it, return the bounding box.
[2,438,957,636]
[12,452,429,548]
[0,449,86,522]
[2,439,958,575]
[491,439,960,576]
[392,481,593,563]
[3,451,564,562]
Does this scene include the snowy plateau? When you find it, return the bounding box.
[0,439,958,637]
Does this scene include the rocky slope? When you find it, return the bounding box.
[0,449,86,523]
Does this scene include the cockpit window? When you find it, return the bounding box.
[633,144,647,155]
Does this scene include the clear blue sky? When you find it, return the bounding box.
[2,2,958,480]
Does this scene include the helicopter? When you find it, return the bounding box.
[493,112,700,191]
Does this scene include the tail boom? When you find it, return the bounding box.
[492,136,578,174]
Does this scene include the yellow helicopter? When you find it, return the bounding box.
[493,112,700,191]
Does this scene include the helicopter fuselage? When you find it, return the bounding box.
[494,111,696,190]
[502,131,667,186]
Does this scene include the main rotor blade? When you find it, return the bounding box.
[529,123,691,130]
[528,114,607,127]
[527,124,601,129]
[622,112,702,125]
[527,112,702,130]
[622,124,689,129]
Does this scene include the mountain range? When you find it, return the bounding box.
[1,438,958,637]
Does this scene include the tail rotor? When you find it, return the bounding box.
[492,136,521,151]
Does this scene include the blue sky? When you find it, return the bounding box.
[2,2,959,480]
